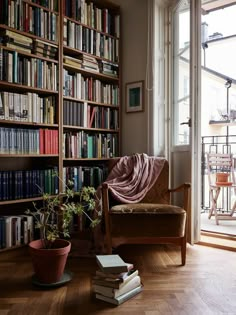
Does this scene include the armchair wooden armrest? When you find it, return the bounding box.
[168,183,191,213]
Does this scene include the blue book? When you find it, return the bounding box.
[0,217,6,248]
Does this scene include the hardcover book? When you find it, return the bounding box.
[96,254,129,273]
[95,263,134,280]
[95,284,142,305]
[93,275,141,298]
[92,269,139,289]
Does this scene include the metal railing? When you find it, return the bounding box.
[201,135,236,213]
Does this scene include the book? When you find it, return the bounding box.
[95,284,142,305]
[96,254,129,273]
[92,269,139,289]
[95,263,135,279]
[93,275,141,298]
[0,29,33,43]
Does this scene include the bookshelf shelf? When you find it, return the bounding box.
[0,82,58,94]
[63,96,118,108]
[63,157,111,161]
[63,125,119,132]
[0,154,59,157]
[0,46,59,63]
[0,0,120,251]
[63,63,119,81]
[0,120,59,127]
[0,195,58,205]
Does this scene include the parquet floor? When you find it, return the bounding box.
[1,243,236,315]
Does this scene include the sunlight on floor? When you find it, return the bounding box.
[201,212,236,235]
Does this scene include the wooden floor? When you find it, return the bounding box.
[1,244,236,315]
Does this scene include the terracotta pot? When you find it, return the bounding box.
[216,172,229,183]
[29,239,71,284]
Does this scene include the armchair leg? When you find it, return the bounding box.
[181,238,186,266]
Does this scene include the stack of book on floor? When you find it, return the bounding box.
[92,254,142,305]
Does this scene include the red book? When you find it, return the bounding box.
[89,107,96,128]
[44,129,49,154]
[54,130,58,154]
[39,129,45,154]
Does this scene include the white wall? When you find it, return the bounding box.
[112,0,148,155]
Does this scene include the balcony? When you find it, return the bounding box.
[201,135,236,236]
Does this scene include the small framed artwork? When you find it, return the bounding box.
[126,80,144,113]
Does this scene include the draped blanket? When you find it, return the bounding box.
[102,153,165,203]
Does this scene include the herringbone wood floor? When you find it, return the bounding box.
[1,243,236,315]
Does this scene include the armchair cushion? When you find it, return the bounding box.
[110,204,186,238]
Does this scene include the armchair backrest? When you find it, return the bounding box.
[107,157,170,205]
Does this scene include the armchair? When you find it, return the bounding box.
[101,154,190,266]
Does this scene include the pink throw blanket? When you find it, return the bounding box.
[102,153,165,203]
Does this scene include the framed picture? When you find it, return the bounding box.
[126,80,144,113]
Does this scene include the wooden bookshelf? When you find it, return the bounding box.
[0,0,121,251]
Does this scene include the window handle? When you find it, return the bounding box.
[180,118,191,127]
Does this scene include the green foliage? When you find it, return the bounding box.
[25,178,100,249]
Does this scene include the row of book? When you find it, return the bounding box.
[64,0,120,37]
[62,165,108,192]
[0,167,59,201]
[0,1,58,41]
[100,60,118,77]
[0,92,56,124]
[92,255,142,305]
[0,28,33,54]
[0,164,107,202]
[0,29,58,58]
[0,127,58,155]
[0,215,34,249]
[63,70,119,105]
[63,131,118,159]
[33,38,58,59]
[64,54,118,78]
[0,49,58,91]
[64,19,119,63]
[63,101,119,130]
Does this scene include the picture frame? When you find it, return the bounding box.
[126,80,144,113]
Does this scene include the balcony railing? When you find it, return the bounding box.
[201,135,236,213]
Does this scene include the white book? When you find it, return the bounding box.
[18,215,34,243]
[14,93,20,121]
[93,275,141,298]
[93,269,138,290]
[21,94,28,121]
[8,52,13,83]
[96,255,129,273]
[95,285,142,305]
[0,93,4,119]
[27,92,32,122]
[3,92,9,120]
[3,216,12,248]
[3,216,21,247]
[95,263,135,280]
[9,92,14,120]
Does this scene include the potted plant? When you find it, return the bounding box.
[26,178,100,285]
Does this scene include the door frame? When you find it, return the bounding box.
[166,0,202,244]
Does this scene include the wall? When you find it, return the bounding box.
[113,0,148,156]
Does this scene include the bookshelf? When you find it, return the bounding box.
[0,0,121,251]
